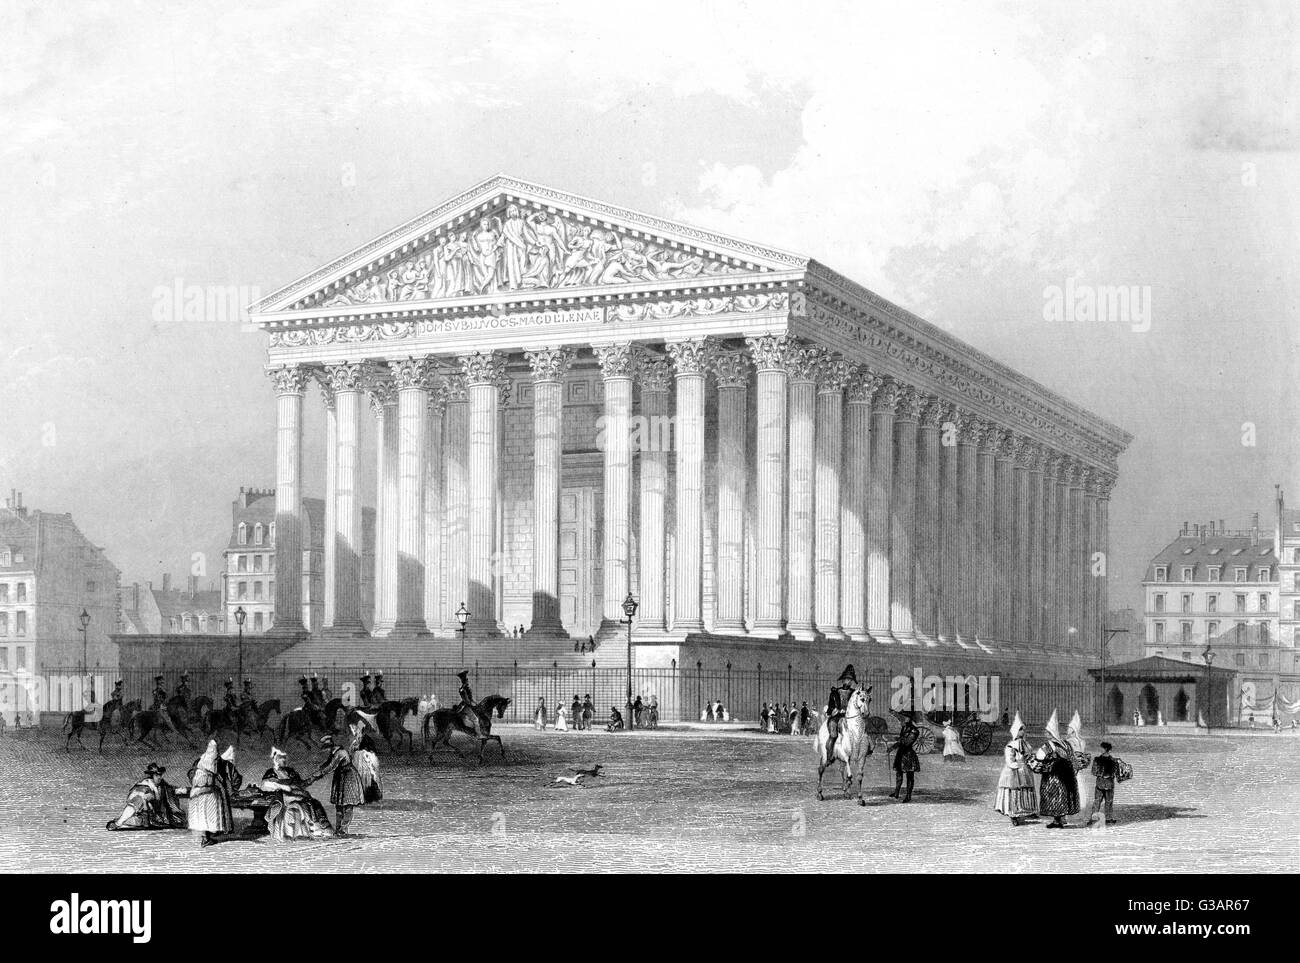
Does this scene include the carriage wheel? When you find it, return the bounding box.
[960,720,993,756]
[916,726,937,754]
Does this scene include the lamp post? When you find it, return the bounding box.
[621,592,638,730]
[234,606,246,748]
[1099,627,1129,735]
[455,602,470,666]
[78,608,90,704]
[1202,641,1216,734]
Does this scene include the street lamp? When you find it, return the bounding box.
[78,608,91,704]
[621,592,638,731]
[455,602,470,666]
[234,605,246,748]
[1099,627,1129,735]
[1202,641,1216,734]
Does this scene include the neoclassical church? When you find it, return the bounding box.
[250,175,1130,678]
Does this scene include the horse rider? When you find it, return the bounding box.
[824,664,858,757]
[372,671,386,705]
[240,678,256,710]
[110,679,124,706]
[455,670,478,728]
[309,673,326,708]
[223,678,238,714]
[359,673,374,709]
[176,671,192,705]
[150,675,168,712]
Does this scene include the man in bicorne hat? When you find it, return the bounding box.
[371,671,386,706]
[455,670,477,729]
[222,678,238,714]
[359,673,374,709]
[150,675,168,712]
[175,671,192,705]
[309,673,326,708]
[824,664,858,758]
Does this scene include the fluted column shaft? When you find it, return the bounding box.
[390,359,433,635]
[1096,478,1113,649]
[525,347,574,637]
[991,431,1015,646]
[1067,464,1086,650]
[914,401,942,645]
[1040,459,1060,650]
[461,352,505,639]
[955,416,981,646]
[635,358,671,634]
[785,346,820,640]
[593,343,635,624]
[1011,440,1032,648]
[269,366,308,633]
[318,377,337,630]
[747,336,789,636]
[369,380,399,635]
[840,374,874,641]
[814,362,849,640]
[937,407,960,644]
[714,352,750,635]
[324,363,367,636]
[890,388,921,644]
[443,381,470,631]
[867,381,898,642]
[975,428,998,645]
[1026,451,1045,649]
[666,339,711,633]
[1081,472,1099,655]
[1054,465,1073,650]
[423,393,445,632]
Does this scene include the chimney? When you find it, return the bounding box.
[162,573,171,592]
[188,574,198,599]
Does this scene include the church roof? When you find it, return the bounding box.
[1087,655,1237,681]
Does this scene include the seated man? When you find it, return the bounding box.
[606,706,625,731]
[107,763,187,830]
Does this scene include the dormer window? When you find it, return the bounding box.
[1257,566,1271,581]
[269,522,276,546]
[238,523,248,545]
[0,550,9,566]
[1154,566,1168,582]
[1208,566,1221,582]
[1235,567,1248,582]
[1181,566,1194,582]
[254,523,264,545]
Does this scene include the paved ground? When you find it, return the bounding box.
[0,725,1295,873]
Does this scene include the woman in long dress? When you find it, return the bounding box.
[534,697,548,730]
[995,712,1037,825]
[261,747,333,842]
[186,739,234,847]
[1032,710,1082,828]
[554,703,568,732]
[354,731,383,805]
[941,720,967,762]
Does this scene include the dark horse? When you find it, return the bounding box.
[206,699,280,743]
[373,698,421,753]
[130,703,195,750]
[63,698,136,752]
[423,695,511,763]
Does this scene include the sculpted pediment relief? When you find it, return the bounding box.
[309,203,753,309]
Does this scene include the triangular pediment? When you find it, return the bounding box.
[253,174,807,315]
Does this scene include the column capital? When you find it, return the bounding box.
[990,427,1015,458]
[919,396,945,429]
[439,372,468,405]
[744,333,794,371]
[1083,467,1104,496]
[1020,440,1047,472]
[266,364,310,396]
[592,341,638,379]
[846,366,884,405]
[458,350,507,387]
[366,372,397,414]
[1012,435,1038,469]
[323,361,371,394]
[893,383,924,422]
[524,346,576,383]
[665,337,716,375]
[1095,471,1117,498]
[871,377,901,413]
[1043,451,1068,480]
[784,342,824,383]
[711,350,751,389]
[636,353,674,392]
[1066,458,1088,487]
[817,357,855,394]
[388,357,438,391]
[312,368,336,410]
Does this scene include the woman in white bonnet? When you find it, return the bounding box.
[994,712,1037,826]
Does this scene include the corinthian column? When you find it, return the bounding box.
[314,373,337,630]
[868,379,899,643]
[423,387,445,632]
[815,358,850,641]
[1010,437,1032,649]
[784,343,821,641]
[936,404,960,645]
[1066,461,1086,651]
[975,424,999,648]
[460,351,506,639]
[913,398,943,646]
[594,342,636,625]
[524,346,575,638]
[388,358,434,636]
[666,338,713,634]
[443,376,470,633]
[1096,472,1115,651]
[268,365,308,634]
[1040,454,1060,650]
[1025,444,1046,651]
[1081,469,1100,655]
[635,356,672,635]
[713,350,750,635]
[990,429,1015,647]
[745,335,790,637]
[368,375,399,636]
[323,362,368,637]
[840,369,875,642]
[955,413,982,648]
[889,385,922,645]
[1055,457,1073,651]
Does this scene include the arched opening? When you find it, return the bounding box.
[1139,684,1160,725]
[1108,685,1124,723]
[1174,687,1190,722]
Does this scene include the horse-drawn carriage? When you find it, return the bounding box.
[862,708,994,755]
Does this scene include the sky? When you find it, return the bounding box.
[1,0,1297,617]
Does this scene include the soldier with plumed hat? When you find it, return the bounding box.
[824,664,858,758]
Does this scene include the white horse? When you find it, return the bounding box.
[814,687,873,800]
